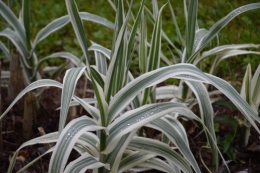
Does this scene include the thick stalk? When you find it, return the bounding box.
[0,62,2,151]
[98,130,107,173]
[241,120,251,147]
[8,51,24,105]
[23,92,37,140]
[181,82,189,102]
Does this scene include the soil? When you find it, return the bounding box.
[0,78,260,173]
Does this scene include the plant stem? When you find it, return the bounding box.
[0,62,2,151]
[98,130,107,173]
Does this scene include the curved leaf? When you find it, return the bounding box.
[49,116,104,173]
[22,0,31,49]
[0,28,30,68]
[17,148,54,173]
[146,117,201,173]
[193,29,208,53]
[209,50,260,74]
[128,137,193,173]
[33,52,86,78]
[8,132,58,172]
[77,132,100,157]
[107,64,259,133]
[105,131,137,173]
[0,41,11,60]
[65,0,90,68]
[58,67,86,132]
[0,79,62,120]
[185,0,198,59]
[251,64,260,106]
[63,153,105,173]
[106,102,198,153]
[89,43,111,60]
[33,12,114,49]
[194,44,260,65]
[131,157,178,173]
[156,85,181,100]
[118,151,155,173]
[185,81,218,167]
[189,3,260,63]
[0,1,26,45]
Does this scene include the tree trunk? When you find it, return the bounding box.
[23,92,38,141]
[8,51,24,106]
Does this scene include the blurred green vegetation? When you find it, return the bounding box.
[1,0,259,79]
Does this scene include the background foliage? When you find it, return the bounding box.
[2,0,259,76]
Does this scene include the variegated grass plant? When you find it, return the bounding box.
[150,0,260,168]
[240,64,260,147]
[0,0,114,84]
[0,0,260,173]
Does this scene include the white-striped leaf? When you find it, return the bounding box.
[63,153,105,173]
[141,3,165,105]
[139,4,147,73]
[168,0,184,47]
[0,40,11,60]
[110,0,133,95]
[17,148,54,173]
[118,151,155,173]
[240,64,254,146]
[77,132,100,157]
[193,29,208,53]
[128,137,193,173]
[32,15,69,48]
[241,64,252,104]
[33,52,86,78]
[189,3,260,63]
[89,43,111,60]
[0,1,26,45]
[146,117,200,173]
[194,44,260,65]
[209,50,260,74]
[49,116,104,173]
[65,0,108,128]
[94,51,107,76]
[107,64,259,133]
[60,98,97,108]
[106,102,197,153]
[108,64,207,123]
[251,64,260,106]
[0,28,30,68]
[105,131,137,173]
[104,0,132,101]
[8,132,58,172]
[0,76,99,123]
[185,81,218,167]
[90,66,105,89]
[144,5,182,57]
[156,85,181,100]
[22,0,31,49]
[65,0,90,68]
[185,0,198,59]
[127,0,144,59]
[33,12,114,49]
[130,157,177,173]
[146,3,164,72]
[0,79,62,120]
[1,70,10,79]
[58,67,86,132]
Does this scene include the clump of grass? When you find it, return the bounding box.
[0,1,259,173]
